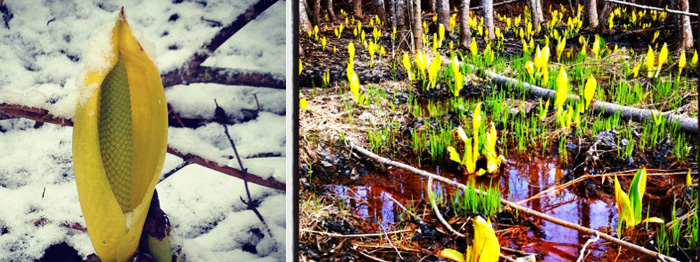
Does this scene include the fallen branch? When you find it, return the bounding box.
[451,60,699,134]
[0,103,285,191]
[161,66,285,89]
[160,0,283,88]
[576,232,600,262]
[604,0,698,17]
[350,143,680,262]
[428,176,466,238]
[470,0,524,10]
[300,229,413,237]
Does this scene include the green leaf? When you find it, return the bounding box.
[628,168,647,223]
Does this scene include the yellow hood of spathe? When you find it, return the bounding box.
[73,8,168,262]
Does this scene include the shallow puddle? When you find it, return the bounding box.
[328,156,622,261]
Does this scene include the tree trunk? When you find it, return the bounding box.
[374,0,387,25]
[460,0,471,47]
[530,0,543,26]
[388,0,397,29]
[585,0,598,28]
[598,1,611,34]
[429,0,437,13]
[300,0,313,33]
[326,0,336,21]
[413,0,423,50]
[678,0,693,50]
[483,0,494,40]
[313,0,321,24]
[354,0,364,19]
[437,0,451,31]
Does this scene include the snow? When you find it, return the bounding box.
[0,0,286,261]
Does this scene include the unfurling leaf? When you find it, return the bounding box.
[583,75,596,110]
[472,216,500,262]
[645,46,655,78]
[73,8,168,262]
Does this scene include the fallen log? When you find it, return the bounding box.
[440,57,699,134]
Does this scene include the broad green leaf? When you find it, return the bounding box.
[628,168,647,223]
[447,146,462,164]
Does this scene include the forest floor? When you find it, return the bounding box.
[299,2,698,262]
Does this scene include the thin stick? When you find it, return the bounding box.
[576,232,601,262]
[604,0,698,17]
[350,143,680,262]
[428,176,466,238]
[382,229,404,260]
[470,0,524,10]
[300,229,413,238]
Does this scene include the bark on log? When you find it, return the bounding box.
[350,144,681,262]
[460,0,471,47]
[483,0,495,40]
[603,0,698,17]
[440,57,699,134]
[473,64,698,133]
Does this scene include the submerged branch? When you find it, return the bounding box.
[0,103,285,191]
[350,143,681,262]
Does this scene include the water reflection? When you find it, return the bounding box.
[328,156,619,261]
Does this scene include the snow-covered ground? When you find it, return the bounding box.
[0,0,286,261]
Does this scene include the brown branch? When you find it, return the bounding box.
[166,147,285,191]
[0,103,73,126]
[162,66,285,89]
[350,143,681,262]
[160,0,283,88]
[0,103,285,191]
[604,0,698,17]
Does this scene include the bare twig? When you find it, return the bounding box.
[214,100,278,253]
[427,176,466,238]
[160,0,283,88]
[577,232,601,262]
[604,0,698,17]
[350,143,681,262]
[470,0,524,10]
[300,229,413,237]
[158,161,192,182]
[161,67,285,89]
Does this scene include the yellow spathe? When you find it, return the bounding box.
[73,8,168,262]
